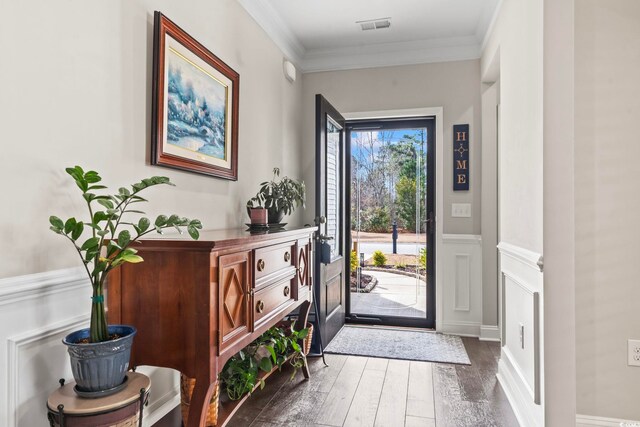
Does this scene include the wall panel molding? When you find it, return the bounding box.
[0,267,87,306]
[6,314,89,427]
[453,254,471,311]
[498,241,543,272]
[440,234,482,336]
[0,268,178,427]
[497,242,544,427]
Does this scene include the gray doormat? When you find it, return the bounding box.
[324,326,471,365]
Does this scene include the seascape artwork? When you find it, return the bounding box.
[166,48,227,160]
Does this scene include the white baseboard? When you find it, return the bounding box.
[439,321,481,337]
[497,349,543,427]
[479,324,501,342]
[143,385,181,427]
[576,414,640,427]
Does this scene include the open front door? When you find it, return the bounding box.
[314,94,346,348]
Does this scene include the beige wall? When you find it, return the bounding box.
[543,0,577,424]
[0,0,304,279]
[481,80,499,327]
[576,0,640,420]
[301,60,483,235]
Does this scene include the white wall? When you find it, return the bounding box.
[482,1,543,255]
[0,0,304,279]
[482,0,546,425]
[576,0,640,421]
[0,0,303,425]
[301,60,483,235]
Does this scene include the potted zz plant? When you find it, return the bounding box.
[246,167,305,225]
[49,166,202,396]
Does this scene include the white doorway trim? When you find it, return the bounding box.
[343,107,444,332]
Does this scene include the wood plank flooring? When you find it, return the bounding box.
[155,337,518,427]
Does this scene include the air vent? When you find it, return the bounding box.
[357,17,391,31]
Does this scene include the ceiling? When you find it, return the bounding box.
[238,0,501,72]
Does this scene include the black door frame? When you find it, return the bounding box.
[344,117,436,329]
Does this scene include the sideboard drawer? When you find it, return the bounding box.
[254,242,296,286]
[253,277,295,328]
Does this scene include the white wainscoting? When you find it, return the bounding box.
[497,242,544,427]
[438,234,483,337]
[0,268,179,427]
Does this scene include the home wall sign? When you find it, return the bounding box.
[453,124,469,191]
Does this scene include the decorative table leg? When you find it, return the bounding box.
[296,300,312,380]
[186,379,218,427]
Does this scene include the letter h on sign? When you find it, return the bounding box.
[453,124,469,191]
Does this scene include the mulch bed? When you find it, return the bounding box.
[350,272,378,293]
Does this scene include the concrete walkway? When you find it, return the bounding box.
[351,270,427,319]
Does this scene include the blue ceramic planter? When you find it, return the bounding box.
[62,325,136,396]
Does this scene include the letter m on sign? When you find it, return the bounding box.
[453,124,469,191]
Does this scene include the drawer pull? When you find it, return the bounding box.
[256,300,265,313]
[283,285,290,297]
[284,251,291,262]
[257,259,265,272]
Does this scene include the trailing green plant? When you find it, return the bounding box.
[49,166,202,343]
[419,247,427,269]
[246,167,305,216]
[350,250,359,272]
[219,323,309,400]
[372,250,387,267]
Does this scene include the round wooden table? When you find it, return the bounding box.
[46,372,150,427]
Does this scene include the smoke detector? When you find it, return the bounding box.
[357,17,391,31]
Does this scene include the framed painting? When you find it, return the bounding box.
[151,12,239,180]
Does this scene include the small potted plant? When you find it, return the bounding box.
[49,166,202,396]
[246,167,305,225]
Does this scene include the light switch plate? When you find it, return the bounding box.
[451,203,471,218]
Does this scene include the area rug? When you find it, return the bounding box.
[324,326,471,365]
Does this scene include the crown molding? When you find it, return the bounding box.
[238,1,494,73]
[301,36,480,72]
[478,0,504,51]
[237,0,305,63]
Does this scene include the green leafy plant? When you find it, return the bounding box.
[362,207,390,233]
[372,250,387,267]
[396,262,407,269]
[246,167,305,216]
[49,166,202,343]
[219,323,309,400]
[350,250,359,271]
[419,247,427,269]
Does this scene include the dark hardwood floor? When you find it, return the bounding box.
[155,337,518,427]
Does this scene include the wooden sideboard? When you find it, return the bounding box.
[107,225,316,427]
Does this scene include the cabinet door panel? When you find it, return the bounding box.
[297,239,311,290]
[218,251,251,353]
